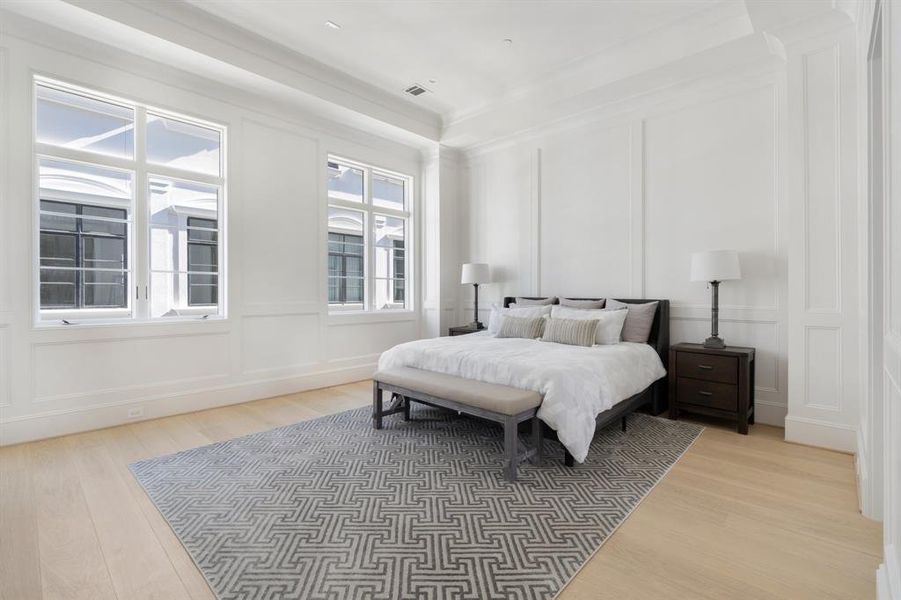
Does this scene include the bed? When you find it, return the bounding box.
[376,297,670,466]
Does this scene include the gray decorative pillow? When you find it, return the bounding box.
[606,299,659,343]
[514,296,557,306]
[559,298,606,309]
[497,315,546,339]
[541,317,600,347]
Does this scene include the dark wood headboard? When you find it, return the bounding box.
[503,296,670,413]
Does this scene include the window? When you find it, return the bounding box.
[34,79,225,323]
[327,157,411,311]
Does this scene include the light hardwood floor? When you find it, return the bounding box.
[0,381,883,600]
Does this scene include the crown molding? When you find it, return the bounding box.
[2,0,442,143]
[451,32,784,154]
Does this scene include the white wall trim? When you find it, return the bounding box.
[756,399,788,427]
[529,148,542,296]
[784,414,856,452]
[629,119,646,298]
[0,361,376,446]
[877,544,901,600]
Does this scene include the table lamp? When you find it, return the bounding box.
[690,250,741,348]
[461,263,490,329]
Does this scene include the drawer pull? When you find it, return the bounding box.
[697,364,714,370]
[697,391,713,396]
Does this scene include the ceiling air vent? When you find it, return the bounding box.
[403,84,429,97]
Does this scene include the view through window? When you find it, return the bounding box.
[327,158,411,311]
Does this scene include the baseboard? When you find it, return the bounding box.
[0,363,377,446]
[878,544,901,600]
[784,415,856,453]
[754,399,787,427]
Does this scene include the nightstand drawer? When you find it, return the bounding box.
[676,377,737,411]
[677,352,738,384]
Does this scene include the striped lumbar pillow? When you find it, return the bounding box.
[496,315,546,339]
[541,317,600,347]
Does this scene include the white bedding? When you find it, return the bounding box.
[377,333,666,463]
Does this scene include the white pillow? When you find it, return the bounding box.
[550,305,628,344]
[488,303,552,334]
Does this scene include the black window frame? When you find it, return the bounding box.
[186,216,219,307]
[328,232,364,305]
[393,239,405,304]
[38,199,128,310]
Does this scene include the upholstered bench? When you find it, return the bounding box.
[372,367,543,481]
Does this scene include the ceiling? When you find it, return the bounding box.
[185,0,721,121]
[4,0,848,148]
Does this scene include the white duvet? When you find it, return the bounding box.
[377,332,666,463]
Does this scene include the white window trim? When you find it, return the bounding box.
[32,76,227,328]
[326,155,414,316]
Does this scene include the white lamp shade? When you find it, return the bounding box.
[461,263,490,284]
[690,250,741,282]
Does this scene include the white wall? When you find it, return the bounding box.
[460,64,790,426]
[0,20,427,445]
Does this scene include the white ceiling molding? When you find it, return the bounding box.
[459,37,785,160]
[443,0,753,127]
[443,1,855,149]
[444,31,784,150]
[2,0,442,144]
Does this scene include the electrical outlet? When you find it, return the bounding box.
[127,407,144,419]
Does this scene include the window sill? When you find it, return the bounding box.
[327,309,417,327]
[32,315,230,342]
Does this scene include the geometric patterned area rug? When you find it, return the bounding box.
[130,404,702,600]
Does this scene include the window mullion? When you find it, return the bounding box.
[365,168,375,312]
[134,105,148,320]
[328,197,368,212]
[34,143,136,172]
[369,206,409,220]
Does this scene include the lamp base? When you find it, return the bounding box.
[469,321,484,330]
[703,335,726,349]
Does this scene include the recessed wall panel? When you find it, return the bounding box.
[327,320,418,362]
[242,119,320,305]
[34,334,229,401]
[0,326,9,407]
[539,124,632,296]
[804,326,841,410]
[466,147,531,299]
[803,46,841,313]
[242,313,319,374]
[644,86,777,308]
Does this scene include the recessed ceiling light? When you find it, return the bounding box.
[428,78,437,84]
[325,20,341,30]
[503,38,513,46]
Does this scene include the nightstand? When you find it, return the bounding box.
[448,324,485,336]
[669,342,755,434]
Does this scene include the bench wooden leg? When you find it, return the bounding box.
[622,416,627,432]
[403,395,411,421]
[372,382,383,430]
[531,416,543,464]
[564,449,574,468]
[504,416,518,482]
